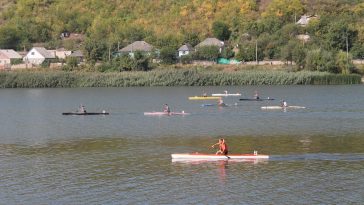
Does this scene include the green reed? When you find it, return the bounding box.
[0,69,361,88]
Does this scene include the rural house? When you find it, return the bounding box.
[68,50,84,63]
[23,47,55,65]
[296,15,318,26]
[296,34,311,43]
[48,48,72,59]
[119,41,154,57]
[178,44,194,57]
[195,38,224,53]
[0,49,22,70]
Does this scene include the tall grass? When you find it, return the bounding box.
[0,69,361,88]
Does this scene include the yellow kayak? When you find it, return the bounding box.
[188,96,221,100]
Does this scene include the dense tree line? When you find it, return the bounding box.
[0,0,363,73]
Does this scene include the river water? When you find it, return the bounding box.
[0,85,363,204]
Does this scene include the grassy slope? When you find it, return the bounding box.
[0,0,14,24]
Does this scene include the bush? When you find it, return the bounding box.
[305,48,337,73]
[159,47,178,64]
[180,54,193,64]
[194,46,220,61]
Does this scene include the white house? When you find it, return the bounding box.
[296,34,311,43]
[119,41,154,58]
[0,49,22,69]
[23,47,55,65]
[178,44,194,57]
[48,48,72,59]
[69,50,84,62]
[0,52,10,69]
[195,38,225,53]
[296,15,318,26]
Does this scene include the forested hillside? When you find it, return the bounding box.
[0,0,364,73]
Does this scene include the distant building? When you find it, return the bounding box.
[68,50,84,62]
[0,49,22,70]
[60,31,71,38]
[23,47,55,65]
[119,41,154,57]
[296,34,311,43]
[48,48,72,59]
[195,38,224,53]
[178,44,194,57]
[296,15,318,26]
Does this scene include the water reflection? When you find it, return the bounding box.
[171,159,269,184]
[171,158,269,164]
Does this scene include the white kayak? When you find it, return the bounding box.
[212,93,241,96]
[144,111,190,116]
[261,106,306,109]
[171,153,269,160]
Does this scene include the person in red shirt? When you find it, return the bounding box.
[211,138,228,155]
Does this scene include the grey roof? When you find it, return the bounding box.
[296,15,317,26]
[69,50,84,57]
[120,41,153,52]
[178,44,194,51]
[0,49,22,59]
[297,15,309,25]
[33,47,55,58]
[195,38,224,48]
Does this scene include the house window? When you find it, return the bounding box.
[31,52,35,55]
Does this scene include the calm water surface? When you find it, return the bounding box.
[0,85,363,204]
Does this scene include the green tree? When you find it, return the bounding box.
[221,47,235,59]
[262,0,304,23]
[133,51,151,71]
[280,40,301,64]
[0,25,21,49]
[118,55,137,71]
[67,57,79,68]
[82,38,107,64]
[292,44,306,70]
[160,47,178,64]
[194,46,220,61]
[122,26,148,42]
[183,32,200,47]
[180,54,193,64]
[212,21,231,41]
[235,41,264,62]
[305,48,337,73]
[351,43,364,59]
[336,51,354,74]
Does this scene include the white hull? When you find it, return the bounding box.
[144,111,190,116]
[261,106,306,109]
[171,153,269,160]
[212,93,241,96]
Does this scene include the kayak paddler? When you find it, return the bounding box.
[163,104,171,114]
[202,91,207,97]
[280,100,287,107]
[217,98,226,107]
[254,90,260,99]
[211,138,228,155]
[79,104,86,113]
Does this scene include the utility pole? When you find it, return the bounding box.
[294,11,297,24]
[108,45,111,61]
[255,40,258,65]
[346,32,349,73]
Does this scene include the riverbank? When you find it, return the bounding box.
[0,69,361,88]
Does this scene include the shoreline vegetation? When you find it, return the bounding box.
[0,67,361,88]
